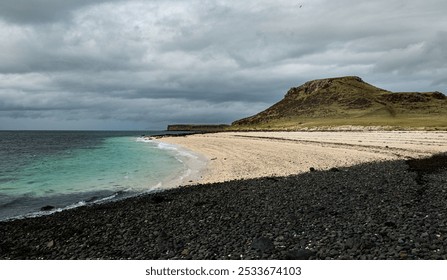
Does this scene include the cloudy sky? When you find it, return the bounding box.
[0,0,446,130]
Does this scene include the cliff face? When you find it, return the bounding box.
[232,76,446,128]
[167,124,229,132]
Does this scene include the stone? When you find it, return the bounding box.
[181,249,189,256]
[251,237,274,252]
[384,221,396,228]
[86,196,99,203]
[151,195,170,204]
[345,238,354,248]
[41,205,55,211]
[283,249,316,260]
[47,240,54,248]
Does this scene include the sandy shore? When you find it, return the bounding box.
[161,131,447,183]
[2,131,447,260]
[2,153,446,260]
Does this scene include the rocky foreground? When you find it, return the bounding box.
[1,154,446,260]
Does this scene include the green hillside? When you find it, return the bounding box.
[232,76,447,130]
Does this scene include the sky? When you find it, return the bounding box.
[0,0,446,130]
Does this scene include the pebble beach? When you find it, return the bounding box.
[1,131,447,260]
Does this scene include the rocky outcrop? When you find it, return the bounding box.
[167,124,229,132]
[232,76,445,127]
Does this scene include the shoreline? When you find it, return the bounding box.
[159,131,447,184]
[1,153,446,259]
[147,139,208,189]
[1,131,446,259]
[0,136,208,222]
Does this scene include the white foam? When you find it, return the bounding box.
[5,200,89,221]
[178,150,198,159]
[93,193,118,203]
[179,169,192,181]
[3,136,208,222]
[157,142,199,160]
[157,142,179,151]
[135,137,154,143]
[64,200,87,209]
[140,139,209,190]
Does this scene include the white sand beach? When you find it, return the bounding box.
[160,131,447,184]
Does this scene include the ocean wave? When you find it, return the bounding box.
[0,189,133,222]
[138,139,207,189]
[135,137,154,143]
[4,200,88,221]
[156,142,179,151]
[156,142,199,160]
[1,136,207,222]
[137,136,199,161]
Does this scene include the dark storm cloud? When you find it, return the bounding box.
[0,0,446,130]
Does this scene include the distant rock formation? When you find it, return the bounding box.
[167,124,230,132]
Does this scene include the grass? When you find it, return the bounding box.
[231,111,447,131]
[231,76,447,131]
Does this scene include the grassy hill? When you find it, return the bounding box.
[231,76,447,130]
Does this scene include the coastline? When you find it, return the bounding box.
[1,153,446,259]
[1,130,447,260]
[0,134,207,222]
[159,131,447,184]
[148,139,208,188]
[0,135,208,222]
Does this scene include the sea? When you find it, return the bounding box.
[0,131,206,221]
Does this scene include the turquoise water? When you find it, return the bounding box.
[0,131,199,220]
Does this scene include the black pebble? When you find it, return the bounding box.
[283,249,316,260]
[251,237,274,252]
[40,205,55,211]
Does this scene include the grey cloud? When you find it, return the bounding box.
[374,31,447,74]
[0,96,269,130]
[0,0,124,24]
[1,0,446,130]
